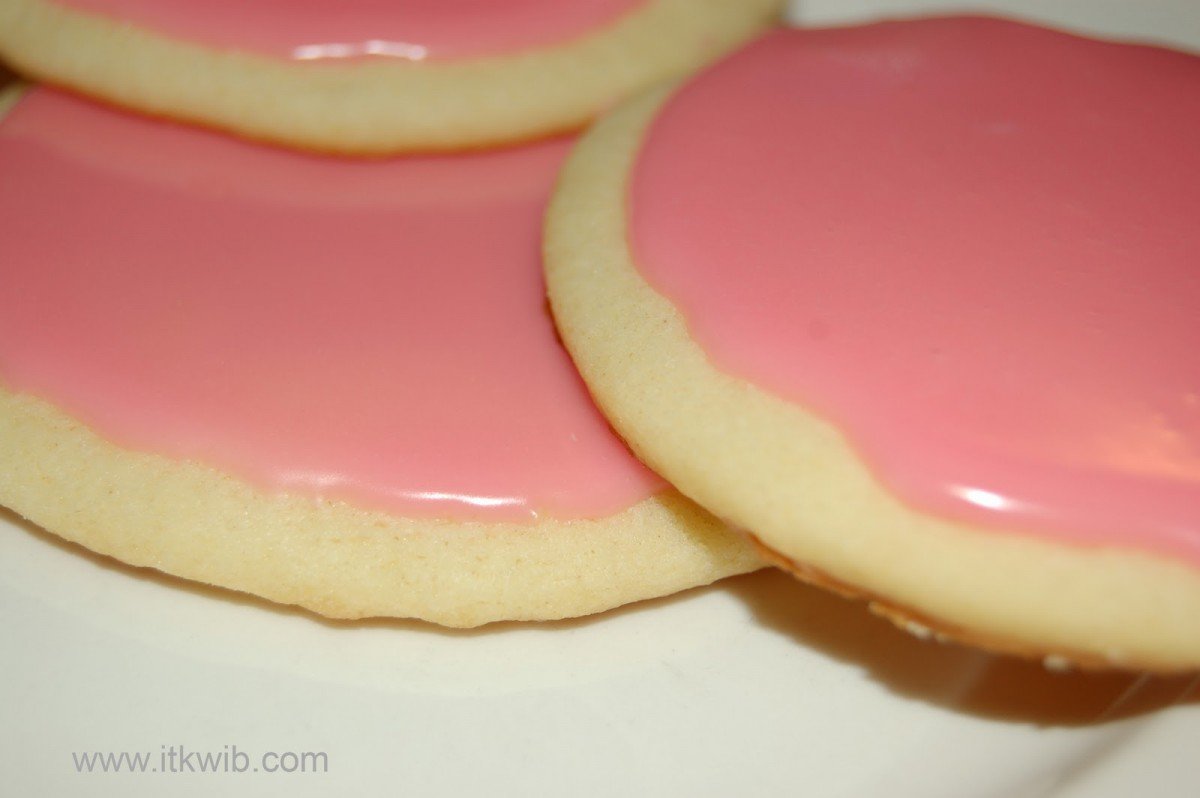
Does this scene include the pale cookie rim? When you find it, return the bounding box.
[0,386,763,626]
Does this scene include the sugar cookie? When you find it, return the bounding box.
[0,87,761,625]
[544,17,1200,670]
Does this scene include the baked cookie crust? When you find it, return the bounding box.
[0,385,762,626]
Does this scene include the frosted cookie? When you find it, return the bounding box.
[544,17,1200,670]
[0,0,783,154]
[0,87,761,626]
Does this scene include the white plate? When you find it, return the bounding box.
[2,508,1198,797]
[3,2,1199,796]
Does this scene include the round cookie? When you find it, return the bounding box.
[544,17,1200,670]
[0,0,784,154]
[0,86,761,626]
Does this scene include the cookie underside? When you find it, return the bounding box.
[543,86,1200,672]
[0,0,783,153]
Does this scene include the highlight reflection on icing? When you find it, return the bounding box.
[0,88,664,522]
[629,18,1200,564]
[51,0,644,61]
[292,41,430,62]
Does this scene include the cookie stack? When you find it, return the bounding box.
[2,3,1198,672]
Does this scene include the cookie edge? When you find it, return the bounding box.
[0,0,784,153]
[0,384,763,627]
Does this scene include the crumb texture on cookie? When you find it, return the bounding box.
[543,22,1200,669]
[0,0,785,152]
[0,386,761,626]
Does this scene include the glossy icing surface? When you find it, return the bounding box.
[50,0,643,60]
[0,88,664,522]
[629,18,1200,563]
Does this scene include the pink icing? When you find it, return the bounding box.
[0,88,664,522]
[629,17,1200,565]
[48,0,644,61]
